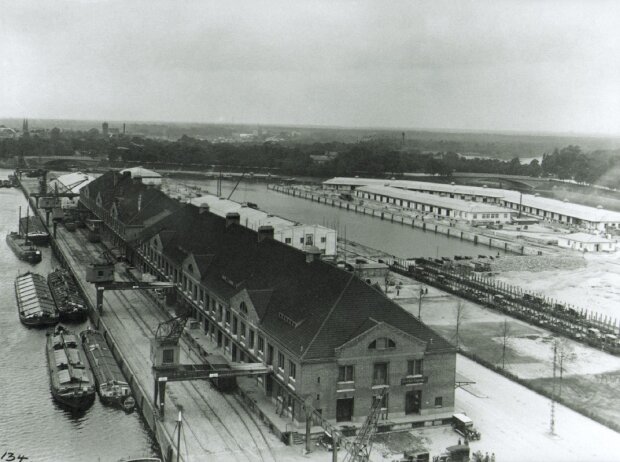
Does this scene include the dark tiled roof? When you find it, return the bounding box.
[84,171,180,230]
[138,203,454,360]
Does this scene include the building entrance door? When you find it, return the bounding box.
[336,398,354,422]
[405,390,422,414]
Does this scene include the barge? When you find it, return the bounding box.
[6,232,42,263]
[46,325,96,410]
[81,328,135,412]
[15,272,59,327]
[48,268,89,322]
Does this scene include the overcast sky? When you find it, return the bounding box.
[1,0,619,134]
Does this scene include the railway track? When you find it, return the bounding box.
[395,258,620,355]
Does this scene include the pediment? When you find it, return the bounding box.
[182,253,202,280]
[230,289,261,325]
[335,319,427,358]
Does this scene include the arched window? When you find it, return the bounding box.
[368,337,396,350]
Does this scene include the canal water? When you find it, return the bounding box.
[0,170,159,462]
[169,177,505,258]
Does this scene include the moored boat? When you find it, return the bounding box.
[15,272,59,327]
[19,216,50,245]
[80,328,135,411]
[48,268,89,321]
[6,232,42,263]
[46,325,96,410]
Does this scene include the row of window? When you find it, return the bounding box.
[338,359,423,384]
[141,243,300,383]
[283,235,327,245]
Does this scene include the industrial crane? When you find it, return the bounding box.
[342,387,387,462]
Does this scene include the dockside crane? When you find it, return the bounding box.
[342,387,386,462]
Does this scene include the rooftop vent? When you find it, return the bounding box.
[257,225,274,242]
[303,245,322,263]
[482,185,487,188]
[597,205,603,209]
[199,203,209,214]
[225,212,240,228]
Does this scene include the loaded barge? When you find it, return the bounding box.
[46,325,96,410]
[48,268,89,322]
[15,272,59,327]
[6,232,42,263]
[81,328,135,412]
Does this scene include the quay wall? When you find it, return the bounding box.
[268,184,546,256]
[16,177,176,462]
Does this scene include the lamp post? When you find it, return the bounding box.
[418,287,428,320]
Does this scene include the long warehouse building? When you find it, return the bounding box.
[80,170,457,428]
[356,185,513,225]
[324,177,620,231]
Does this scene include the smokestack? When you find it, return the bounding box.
[199,203,210,214]
[225,212,240,228]
[257,225,274,242]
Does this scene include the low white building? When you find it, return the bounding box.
[49,172,97,208]
[189,194,337,257]
[355,185,513,225]
[557,233,617,252]
[324,177,620,232]
[120,166,162,186]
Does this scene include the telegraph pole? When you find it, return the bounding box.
[550,340,557,435]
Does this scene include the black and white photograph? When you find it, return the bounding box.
[1,1,619,461]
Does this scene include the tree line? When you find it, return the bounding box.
[1,130,618,186]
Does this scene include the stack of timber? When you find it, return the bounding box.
[47,268,89,321]
[19,216,50,245]
[6,232,42,263]
[15,272,59,327]
[81,329,135,412]
[46,325,96,410]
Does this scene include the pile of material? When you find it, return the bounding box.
[474,255,586,273]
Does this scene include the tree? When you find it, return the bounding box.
[452,300,467,350]
[499,319,512,370]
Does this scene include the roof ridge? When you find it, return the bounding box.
[300,271,355,360]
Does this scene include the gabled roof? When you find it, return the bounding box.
[137,203,454,360]
[84,171,180,231]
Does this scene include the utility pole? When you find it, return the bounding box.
[550,340,557,435]
[176,408,183,462]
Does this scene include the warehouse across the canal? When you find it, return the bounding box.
[80,171,457,427]
[356,185,513,225]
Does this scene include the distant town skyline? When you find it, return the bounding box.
[1,0,619,136]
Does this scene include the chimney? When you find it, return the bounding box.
[257,225,274,242]
[226,212,240,228]
[303,245,321,263]
[198,203,210,214]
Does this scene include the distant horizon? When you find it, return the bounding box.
[2,1,619,138]
[2,115,620,141]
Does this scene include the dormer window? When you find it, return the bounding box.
[368,337,396,350]
[187,264,194,274]
[278,312,304,328]
[240,302,248,316]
